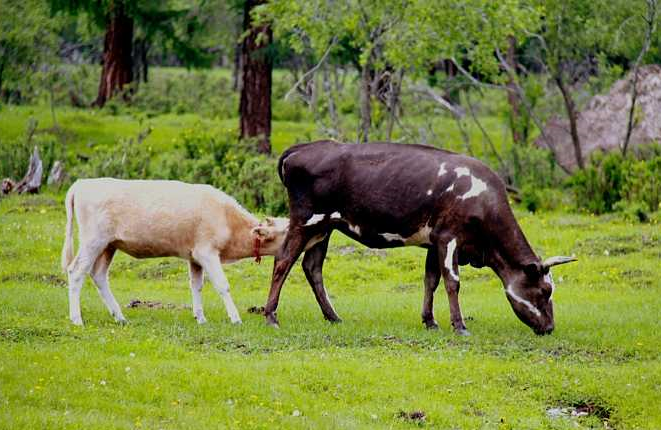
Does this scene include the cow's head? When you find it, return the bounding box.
[251,217,289,256]
[505,256,576,335]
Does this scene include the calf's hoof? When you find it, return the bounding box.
[70,317,83,326]
[325,316,342,324]
[454,328,471,337]
[116,318,129,326]
[231,319,243,325]
[265,312,280,328]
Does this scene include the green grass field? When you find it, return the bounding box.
[1,193,660,429]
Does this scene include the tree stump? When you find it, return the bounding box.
[14,146,43,194]
[47,161,66,188]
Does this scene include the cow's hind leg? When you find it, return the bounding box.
[437,237,470,336]
[421,247,441,329]
[302,234,341,323]
[66,239,107,325]
[264,227,308,327]
[90,246,126,324]
[194,249,241,324]
[188,261,206,324]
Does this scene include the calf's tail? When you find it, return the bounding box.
[61,186,75,272]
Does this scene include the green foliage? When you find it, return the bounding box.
[569,148,661,215]
[0,0,62,98]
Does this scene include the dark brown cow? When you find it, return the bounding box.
[265,141,575,335]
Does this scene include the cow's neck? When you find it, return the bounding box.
[485,220,538,287]
[224,214,260,260]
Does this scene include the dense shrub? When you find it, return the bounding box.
[569,147,661,216]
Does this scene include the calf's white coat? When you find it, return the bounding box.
[61,178,288,326]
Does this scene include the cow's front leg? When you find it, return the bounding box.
[438,238,470,336]
[264,227,308,327]
[302,234,341,323]
[421,247,440,329]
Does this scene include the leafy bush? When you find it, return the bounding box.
[569,147,661,216]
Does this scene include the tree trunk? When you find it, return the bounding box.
[239,0,272,154]
[93,3,134,107]
[555,74,584,169]
[359,56,373,143]
[232,42,242,92]
[506,36,524,145]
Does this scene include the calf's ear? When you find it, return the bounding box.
[542,256,577,270]
[251,226,273,240]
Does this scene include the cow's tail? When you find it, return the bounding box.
[61,185,76,272]
[277,145,303,183]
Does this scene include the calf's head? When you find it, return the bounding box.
[505,256,576,335]
[251,217,289,255]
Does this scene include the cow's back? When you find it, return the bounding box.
[279,141,506,229]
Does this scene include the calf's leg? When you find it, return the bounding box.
[421,247,441,329]
[188,261,206,324]
[302,235,341,322]
[437,237,470,336]
[194,249,241,324]
[90,247,126,324]
[264,228,308,327]
[66,239,107,325]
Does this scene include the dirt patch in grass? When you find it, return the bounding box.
[577,234,661,256]
[0,326,67,343]
[125,299,191,310]
[396,410,426,424]
[547,397,614,428]
[136,261,183,280]
[620,268,654,288]
[0,272,66,288]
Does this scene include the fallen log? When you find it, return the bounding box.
[14,146,43,194]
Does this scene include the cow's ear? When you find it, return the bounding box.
[524,261,543,278]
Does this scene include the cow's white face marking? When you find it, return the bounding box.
[427,189,433,196]
[348,224,361,236]
[304,214,325,226]
[455,167,470,178]
[444,239,459,281]
[330,212,342,219]
[438,162,447,177]
[460,175,488,200]
[506,284,542,317]
[446,184,455,193]
[544,272,556,298]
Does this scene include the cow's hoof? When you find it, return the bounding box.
[231,319,243,325]
[265,313,279,328]
[454,328,471,336]
[70,317,83,326]
[423,320,439,330]
[326,316,342,324]
[116,318,129,326]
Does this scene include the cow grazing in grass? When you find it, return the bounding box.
[61,178,288,326]
[264,141,575,335]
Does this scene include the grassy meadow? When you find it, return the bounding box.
[1,192,660,429]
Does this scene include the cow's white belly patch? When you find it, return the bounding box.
[305,214,325,226]
[380,225,432,246]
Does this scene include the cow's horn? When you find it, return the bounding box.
[542,256,577,269]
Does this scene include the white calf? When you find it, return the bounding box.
[61,178,288,326]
